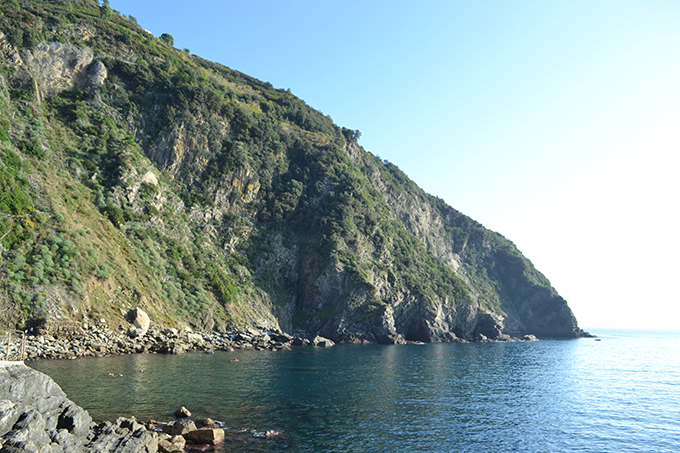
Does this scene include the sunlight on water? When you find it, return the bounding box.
[29,329,680,452]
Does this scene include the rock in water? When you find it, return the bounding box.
[167,419,196,436]
[158,434,185,453]
[174,406,191,418]
[312,336,335,347]
[186,427,225,445]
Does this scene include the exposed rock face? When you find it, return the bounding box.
[21,41,94,94]
[0,363,157,452]
[0,32,23,67]
[86,60,108,89]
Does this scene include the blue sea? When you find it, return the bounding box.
[29,329,680,452]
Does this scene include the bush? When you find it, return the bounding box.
[160,33,174,46]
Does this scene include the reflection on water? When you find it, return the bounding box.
[29,330,680,452]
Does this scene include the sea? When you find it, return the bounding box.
[29,328,680,452]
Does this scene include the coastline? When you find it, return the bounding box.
[2,323,335,363]
[0,361,264,452]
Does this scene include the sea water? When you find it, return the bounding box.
[29,329,680,452]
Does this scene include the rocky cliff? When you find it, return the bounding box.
[0,0,588,342]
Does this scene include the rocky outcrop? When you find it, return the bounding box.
[21,41,94,95]
[0,32,23,67]
[0,363,157,452]
[86,60,107,89]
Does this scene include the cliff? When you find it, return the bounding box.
[0,0,588,342]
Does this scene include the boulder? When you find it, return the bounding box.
[127,308,151,338]
[174,406,191,418]
[271,332,293,343]
[197,418,217,428]
[186,428,225,445]
[158,434,185,453]
[57,402,92,436]
[168,419,196,436]
[293,336,309,346]
[87,417,158,453]
[312,336,335,347]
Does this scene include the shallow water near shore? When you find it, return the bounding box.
[29,329,680,452]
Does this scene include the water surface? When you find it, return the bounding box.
[30,329,680,452]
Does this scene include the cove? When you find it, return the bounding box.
[29,330,680,452]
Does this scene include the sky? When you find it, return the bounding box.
[110,0,680,330]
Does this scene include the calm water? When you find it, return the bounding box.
[29,329,680,452]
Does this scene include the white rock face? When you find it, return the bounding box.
[142,171,159,186]
[21,41,93,94]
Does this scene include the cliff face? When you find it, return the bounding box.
[0,0,586,341]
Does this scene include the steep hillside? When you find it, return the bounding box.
[0,0,587,341]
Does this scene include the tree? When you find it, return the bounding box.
[99,0,111,20]
[160,33,174,46]
[341,128,361,143]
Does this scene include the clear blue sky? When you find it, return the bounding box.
[110,0,680,330]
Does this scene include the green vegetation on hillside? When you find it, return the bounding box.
[0,0,579,339]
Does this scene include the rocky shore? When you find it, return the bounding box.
[2,321,539,362]
[1,306,544,363]
[1,362,283,452]
[1,309,336,362]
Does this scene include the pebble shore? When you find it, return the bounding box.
[1,324,335,362]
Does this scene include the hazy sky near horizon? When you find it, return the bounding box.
[110,0,680,330]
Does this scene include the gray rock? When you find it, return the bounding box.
[0,399,18,437]
[185,428,224,445]
[167,419,196,436]
[86,60,107,89]
[174,406,191,419]
[126,308,151,338]
[158,434,185,453]
[57,403,92,437]
[21,41,94,95]
[312,336,335,347]
[0,364,156,453]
